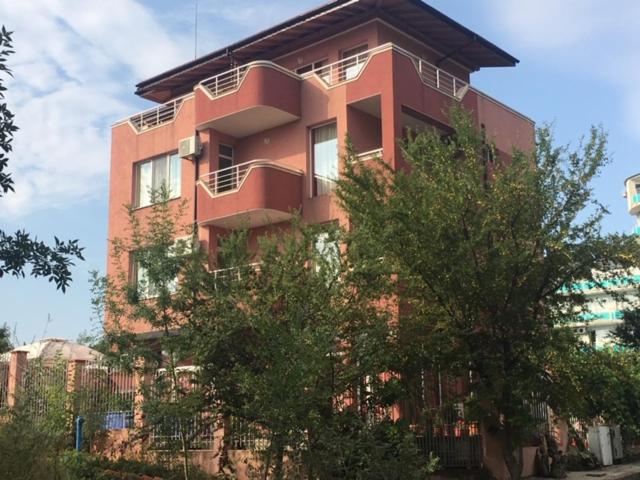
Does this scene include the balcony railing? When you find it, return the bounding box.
[303,43,469,100]
[127,96,189,132]
[200,65,250,99]
[200,160,260,196]
[200,159,301,197]
[354,148,383,162]
[313,51,371,86]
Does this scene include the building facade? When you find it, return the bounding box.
[108,0,535,335]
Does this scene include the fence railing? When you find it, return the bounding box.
[20,359,68,422]
[128,97,187,132]
[228,416,269,451]
[77,361,137,430]
[150,412,215,451]
[0,360,8,410]
[416,422,482,468]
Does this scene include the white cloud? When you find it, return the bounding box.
[486,0,640,137]
[0,0,190,218]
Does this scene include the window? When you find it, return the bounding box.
[135,153,181,208]
[341,44,368,81]
[218,144,236,192]
[133,238,190,298]
[312,122,338,196]
[295,59,327,75]
[314,231,340,274]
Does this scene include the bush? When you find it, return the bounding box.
[61,451,219,480]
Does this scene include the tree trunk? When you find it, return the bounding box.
[502,425,523,480]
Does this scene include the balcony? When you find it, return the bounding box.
[123,94,192,133]
[301,43,469,100]
[195,62,301,138]
[198,160,303,228]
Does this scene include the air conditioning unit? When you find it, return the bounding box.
[179,135,202,159]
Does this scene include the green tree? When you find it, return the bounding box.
[191,221,431,479]
[612,309,640,350]
[0,323,12,353]
[337,108,638,479]
[101,191,212,480]
[0,27,83,291]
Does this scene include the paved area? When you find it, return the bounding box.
[532,462,640,479]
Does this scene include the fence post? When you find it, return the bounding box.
[67,359,86,433]
[7,350,27,408]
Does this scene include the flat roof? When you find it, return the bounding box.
[136,0,519,102]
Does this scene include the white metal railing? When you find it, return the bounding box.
[200,65,250,99]
[212,263,261,286]
[305,43,469,100]
[200,159,258,196]
[128,97,186,132]
[355,148,383,162]
[200,159,302,197]
[313,51,371,86]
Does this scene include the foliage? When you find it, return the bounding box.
[336,107,639,479]
[60,451,218,480]
[0,26,84,291]
[0,322,12,353]
[558,347,640,432]
[102,189,214,480]
[191,220,432,479]
[0,358,72,480]
[612,309,640,350]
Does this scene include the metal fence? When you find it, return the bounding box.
[228,416,268,451]
[77,361,137,430]
[147,367,215,451]
[417,406,483,468]
[19,359,68,422]
[0,360,9,410]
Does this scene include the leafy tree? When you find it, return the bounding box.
[0,27,83,291]
[337,108,638,479]
[0,323,11,353]
[612,309,640,350]
[191,221,432,479]
[101,191,213,480]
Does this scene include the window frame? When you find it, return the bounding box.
[310,121,339,197]
[134,152,181,208]
[295,58,328,75]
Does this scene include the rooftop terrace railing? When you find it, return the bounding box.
[199,65,250,99]
[305,43,469,100]
[127,96,189,132]
[122,43,476,134]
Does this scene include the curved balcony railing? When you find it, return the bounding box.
[303,43,469,100]
[198,61,300,100]
[199,159,301,197]
[126,95,191,132]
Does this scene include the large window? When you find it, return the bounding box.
[135,153,181,208]
[312,122,338,196]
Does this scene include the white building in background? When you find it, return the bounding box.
[570,175,640,348]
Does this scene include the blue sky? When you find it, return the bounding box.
[1,0,639,344]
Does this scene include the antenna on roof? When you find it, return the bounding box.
[194,0,199,59]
